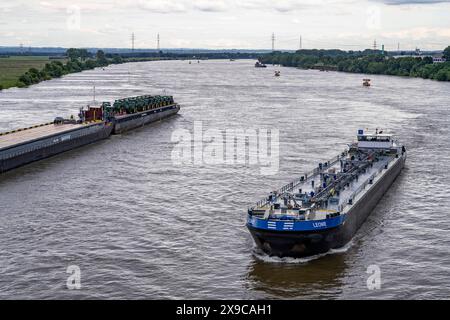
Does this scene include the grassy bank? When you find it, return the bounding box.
[0,50,126,90]
[0,53,173,91]
[0,56,66,89]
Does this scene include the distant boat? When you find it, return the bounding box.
[189,61,192,64]
[363,79,371,87]
[230,58,235,61]
[255,61,267,68]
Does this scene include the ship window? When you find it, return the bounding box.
[358,136,391,142]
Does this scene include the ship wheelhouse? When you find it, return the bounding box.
[356,129,394,150]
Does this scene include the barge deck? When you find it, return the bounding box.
[0,94,181,174]
[0,122,87,150]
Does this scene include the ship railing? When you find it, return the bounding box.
[338,162,387,212]
[0,122,54,137]
[253,153,345,209]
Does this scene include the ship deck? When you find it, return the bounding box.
[302,156,391,211]
[0,123,87,150]
[254,153,397,221]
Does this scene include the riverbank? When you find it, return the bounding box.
[0,54,250,91]
[260,49,450,82]
[0,56,67,90]
[0,52,129,90]
[0,53,175,90]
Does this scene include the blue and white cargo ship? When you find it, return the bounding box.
[247,129,406,258]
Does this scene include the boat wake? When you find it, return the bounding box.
[252,240,354,264]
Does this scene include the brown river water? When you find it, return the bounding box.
[0,60,449,299]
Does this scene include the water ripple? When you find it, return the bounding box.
[0,60,449,299]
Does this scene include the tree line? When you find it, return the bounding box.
[260,46,450,81]
[16,49,124,88]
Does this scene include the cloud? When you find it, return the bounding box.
[371,0,450,5]
[131,0,329,14]
[238,0,323,13]
[1,0,449,50]
[10,0,350,16]
[133,0,230,14]
[381,26,450,39]
[193,0,228,12]
[137,0,188,13]
[273,2,305,13]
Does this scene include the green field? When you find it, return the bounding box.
[0,56,66,89]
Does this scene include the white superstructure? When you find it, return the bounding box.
[357,129,395,149]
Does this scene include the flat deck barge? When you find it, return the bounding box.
[0,122,86,149]
[0,120,113,174]
[0,94,181,174]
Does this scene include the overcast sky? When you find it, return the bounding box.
[0,0,449,50]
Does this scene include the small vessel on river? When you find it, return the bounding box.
[247,129,406,258]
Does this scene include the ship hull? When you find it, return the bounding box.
[248,154,406,258]
[113,104,180,134]
[0,122,113,174]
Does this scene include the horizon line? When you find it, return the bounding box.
[0,46,444,53]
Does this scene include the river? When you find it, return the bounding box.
[0,60,449,299]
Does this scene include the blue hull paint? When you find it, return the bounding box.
[246,214,345,232]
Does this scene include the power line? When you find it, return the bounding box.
[131,32,135,52]
[299,35,302,50]
[157,33,160,51]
